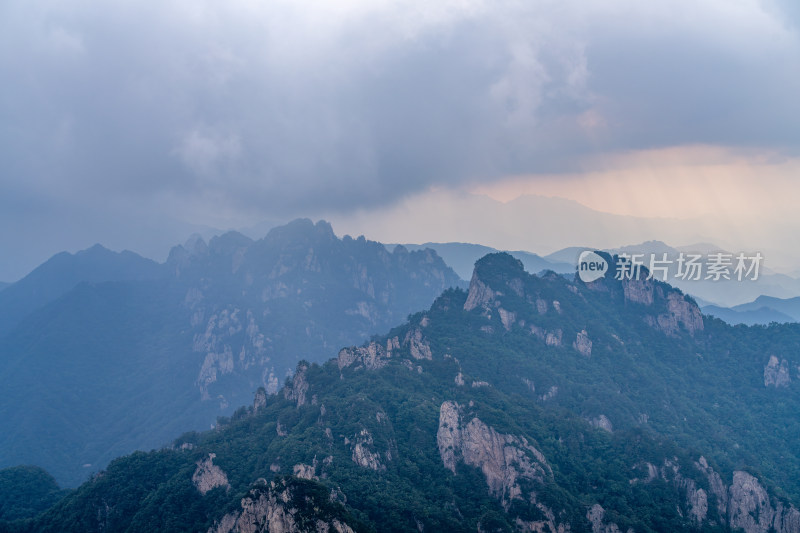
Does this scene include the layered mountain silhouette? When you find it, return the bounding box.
[0,219,462,487]
[391,242,574,280]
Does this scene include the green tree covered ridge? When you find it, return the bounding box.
[5,252,800,532]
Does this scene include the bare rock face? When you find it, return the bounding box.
[498,308,516,331]
[764,356,791,388]
[283,364,309,407]
[695,456,727,519]
[535,299,548,314]
[404,328,432,360]
[350,429,385,471]
[540,386,559,401]
[645,292,704,336]
[573,330,592,357]
[726,471,800,533]
[729,471,775,533]
[253,388,267,412]
[586,504,629,533]
[665,292,704,334]
[622,278,654,305]
[545,330,563,347]
[193,453,230,495]
[208,479,356,533]
[436,401,550,509]
[589,415,612,433]
[292,463,316,480]
[464,272,499,311]
[674,472,708,524]
[634,456,800,533]
[337,340,392,371]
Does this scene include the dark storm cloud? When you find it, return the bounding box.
[1,0,798,279]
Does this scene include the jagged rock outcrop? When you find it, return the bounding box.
[208,478,357,533]
[540,386,558,401]
[404,328,432,360]
[573,330,592,357]
[292,463,316,480]
[545,330,563,347]
[644,292,704,336]
[535,298,548,314]
[587,504,629,533]
[437,401,550,508]
[337,341,391,371]
[622,278,654,305]
[339,331,430,370]
[283,364,309,407]
[589,415,612,432]
[193,453,230,495]
[634,456,800,533]
[765,355,791,388]
[464,272,498,312]
[663,292,704,334]
[729,471,800,533]
[253,388,267,412]
[350,429,385,471]
[498,308,516,331]
[695,456,727,519]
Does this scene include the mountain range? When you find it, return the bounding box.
[0,219,463,487]
[3,252,800,532]
[390,243,574,281]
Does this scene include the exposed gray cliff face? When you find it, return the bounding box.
[193,307,272,402]
[621,276,703,336]
[662,292,704,335]
[764,355,791,388]
[337,341,392,371]
[573,330,592,357]
[350,429,385,471]
[253,388,267,412]
[404,328,432,360]
[208,479,356,533]
[535,298,548,314]
[193,453,230,495]
[437,401,551,509]
[292,463,316,480]
[588,415,612,432]
[695,456,727,519]
[729,471,800,533]
[634,456,800,533]
[338,331,430,372]
[498,308,516,331]
[643,292,704,336]
[587,504,629,533]
[464,272,499,312]
[545,330,563,347]
[529,326,565,351]
[283,364,309,407]
[622,278,654,305]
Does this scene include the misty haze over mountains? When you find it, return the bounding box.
[0,220,463,487]
[6,192,800,288]
[2,0,800,528]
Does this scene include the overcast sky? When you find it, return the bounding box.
[2,0,799,280]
